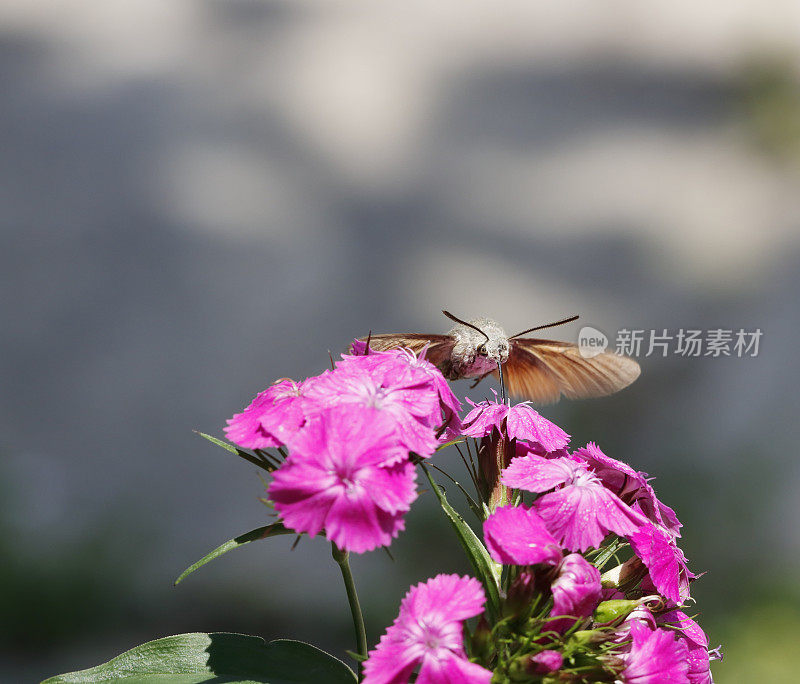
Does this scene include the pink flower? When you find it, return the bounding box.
[461,398,570,452]
[550,554,602,629]
[574,443,682,537]
[355,346,463,437]
[224,379,308,449]
[530,650,563,674]
[352,346,461,416]
[268,406,417,553]
[363,574,492,684]
[659,610,715,684]
[502,455,646,552]
[620,620,690,683]
[306,358,440,459]
[483,505,562,566]
[629,522,695,604]
[337,348,452,422]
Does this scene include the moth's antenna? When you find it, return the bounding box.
[442,310,489,342]
[365,330,372,355]
[509,314,579,339]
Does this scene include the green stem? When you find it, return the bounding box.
[332,543,368,678]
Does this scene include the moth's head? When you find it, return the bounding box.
[442,312,511,365]
[476,336,510,364]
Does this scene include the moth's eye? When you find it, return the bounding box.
[477,344,487,355]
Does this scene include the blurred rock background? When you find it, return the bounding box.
[2,1,799,681]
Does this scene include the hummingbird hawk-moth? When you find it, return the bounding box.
[359,311,640,404]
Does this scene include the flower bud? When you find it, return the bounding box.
[505,570,535,616]
[593,599,641,624]
[530,650,564,674]
[469,615,494,664]
[600,556,646,590]
[507,650,565,681]
[568,629,607,646]
[552,554,602,619]
[477,426,515,511]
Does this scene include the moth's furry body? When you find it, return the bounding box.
[447,317,510,380]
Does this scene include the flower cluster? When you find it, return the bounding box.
[470,398,717,682]
[224,343,719,682]
[224,346,460,553]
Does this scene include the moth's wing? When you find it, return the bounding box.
[356,333,456,375]
[500,338,641,403]
[358,333,448,354]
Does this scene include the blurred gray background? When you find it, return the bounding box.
[2,1,799,681]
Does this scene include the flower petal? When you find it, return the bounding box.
[629,523,695,604]
[484,505,562,566]
[324,490,404,553]
[501,454,578,492]
[534,481,644,552]
[659,611,713,684]
[621,622,690,683]
[551,553,602,619]
[417,653,493,684]
[505,404,570,450]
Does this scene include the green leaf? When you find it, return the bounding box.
[423,462,482,521]
[435,438,464,451]
[175,524,292,585]
[43,632,357,683]
[194,432,274,472]
[590,537,629,572]
[420,464,501,622]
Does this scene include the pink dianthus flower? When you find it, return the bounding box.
[501,454,645,552]
[619,620,690,683]
[306,357,440,459]
[461,398,570,452]
[346,345,463,435]
[363,574,492,684]
[268,406,416,553]
[224,379,308,449]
